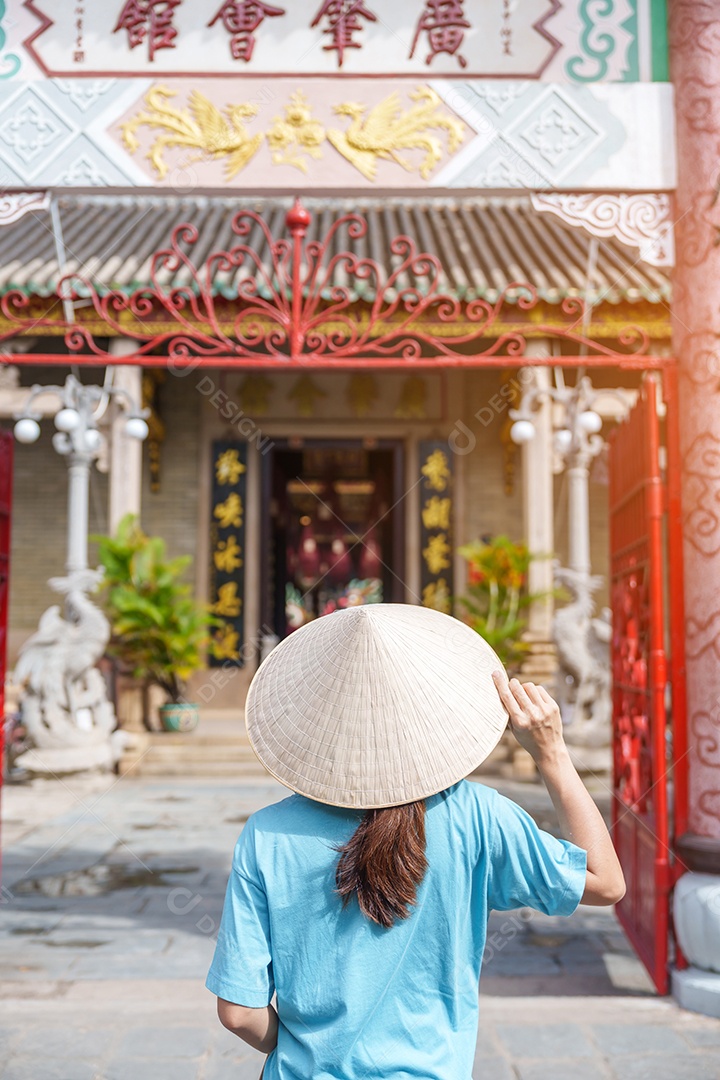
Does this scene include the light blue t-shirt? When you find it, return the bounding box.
[206,778,586,1080]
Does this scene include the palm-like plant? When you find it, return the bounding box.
[92,514,217,711]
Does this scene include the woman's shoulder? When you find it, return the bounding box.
[437,778,498,810]
[245,791,358,837]
[231,793,306,868]
[245,792,305,829]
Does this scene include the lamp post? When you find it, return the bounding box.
[13,373,149,573]
[508,373,630,760]
[10,372,149,776]
[509,374,605,577]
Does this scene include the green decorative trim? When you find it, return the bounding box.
[564,0,669,83]
[622,1,640,83]
[650,0,670,81]
[565,0,617,83]
[0,1,20,79]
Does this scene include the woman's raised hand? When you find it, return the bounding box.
[491,672,567,765]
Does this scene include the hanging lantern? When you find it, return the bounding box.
[297,521,321,582]
[327,522,352,584]
[359,525,382,580]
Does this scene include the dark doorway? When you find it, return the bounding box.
[260,439,405,638]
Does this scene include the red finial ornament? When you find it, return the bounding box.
[286,198,312,234]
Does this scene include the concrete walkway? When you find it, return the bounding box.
[1,772,719,1080]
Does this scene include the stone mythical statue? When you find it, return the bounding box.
[552,564,612,753]
[13,568,122,774]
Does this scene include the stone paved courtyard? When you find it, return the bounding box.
[1,771,719,1080]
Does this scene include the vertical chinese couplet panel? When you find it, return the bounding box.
[419,440,453,614]
[209,440,247,667]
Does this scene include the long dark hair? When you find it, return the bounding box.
[335,801,428,928]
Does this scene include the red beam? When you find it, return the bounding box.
[1,353,675,371]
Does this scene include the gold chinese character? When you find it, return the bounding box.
[213,535,243,573]
[214,492,244,528]
[422,578,451,614]
[423,532,451,574]
[211,622,241,661]
[211,582,242,617]
[215,448,246,485]
[421,449,451,492]
[421,496,451,531]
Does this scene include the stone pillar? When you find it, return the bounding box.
[520,362,555,677]
[670,0,720,1017]
[516,360,556,780]
[66,450,92,573]
[566,456,591,577]
[107,347,142,533]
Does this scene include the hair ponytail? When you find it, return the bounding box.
[335,801,428,929]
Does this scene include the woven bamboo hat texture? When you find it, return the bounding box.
[245,603,508,809]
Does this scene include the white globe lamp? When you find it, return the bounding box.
[554,428,573,454]
[14,417,41,444]
[510,419,535,445]
[578,409,602,435]
[54,407,80,433]
[125,416,149,441]
[84,428,102,452]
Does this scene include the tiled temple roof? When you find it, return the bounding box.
[0,193,670,305]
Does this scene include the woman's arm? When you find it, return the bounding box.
[492,673,626,906]
[217,998,279,1054]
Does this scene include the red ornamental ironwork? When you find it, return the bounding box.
[612,567,653,812]
[0,198,651,368]
[608,377,673,995]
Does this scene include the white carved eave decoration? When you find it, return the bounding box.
[530,193,674,267]
[0,191,49,226]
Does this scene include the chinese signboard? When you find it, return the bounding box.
[20,1,669,81]
[209,440,247,667]
[0,1,673,192]
[419,440,453,615]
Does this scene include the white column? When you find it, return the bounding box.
[566,456,591,577]
[521,361,554,640]
[108,342,143,532]
[66,451,91,573]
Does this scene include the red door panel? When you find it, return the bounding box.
[609,376,671,994]
[0,430,12,882]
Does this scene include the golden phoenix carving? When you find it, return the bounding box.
[120,85,263,179]
[121,85,464,182]
[328,88,465,181]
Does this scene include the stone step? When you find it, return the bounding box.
[143,730,249,747]
[118,726,260,777]
[137,759,269,777]
[143,738,255,756]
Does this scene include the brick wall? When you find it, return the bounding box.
[459,370,524,553]
[139,374,201,566]
[8,428,109,659]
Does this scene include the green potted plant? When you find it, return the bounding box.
[457,534,551,674]
[92,514,218,732]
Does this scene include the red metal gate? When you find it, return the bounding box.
[0,430,12,875]
[609,375,682,994]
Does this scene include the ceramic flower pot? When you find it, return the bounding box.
[159,703,199,733]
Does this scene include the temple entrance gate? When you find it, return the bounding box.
[0,199,688,988]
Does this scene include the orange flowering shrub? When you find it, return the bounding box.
[458,535,550,673]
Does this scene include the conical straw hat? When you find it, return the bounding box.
[245,603,508,809]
